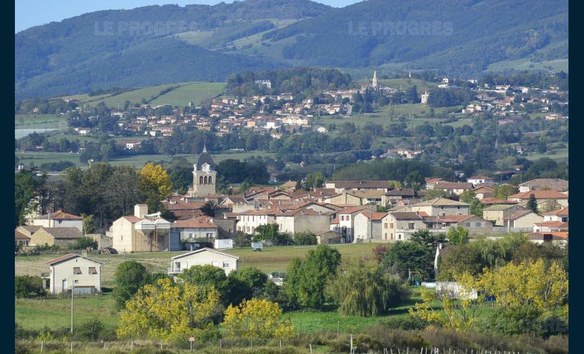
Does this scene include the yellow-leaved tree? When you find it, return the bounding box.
[139,163,172,211]
[222,298,294,339]
[409,272,481,331]
[116,278,220,342]
[479,259,568,318]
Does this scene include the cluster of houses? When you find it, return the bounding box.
[17,150,569,253]
[17,150,568,296]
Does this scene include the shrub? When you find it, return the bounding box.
[382,316,428,330]
[15,275,46,298]
[68,237,98,250]
[292,232,317,245]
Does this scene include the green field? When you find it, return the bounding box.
[149,82,225,107]
[15,244,378,287]
[487,58,568,73]
[15,150,277,170]
[15,114,68,130]
[16,151,82,167]
[15,243,380,332]
[68,82,224,109]
[316,104,463,129]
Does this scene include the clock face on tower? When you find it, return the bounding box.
[202,163,211,172]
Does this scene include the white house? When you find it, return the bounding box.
[410,198,470,217]
[43,253,102,295]
[168,248,239,276]
[31,210,83,232]
[353,211,386,241]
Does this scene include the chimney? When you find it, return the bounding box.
[134,204,148,218]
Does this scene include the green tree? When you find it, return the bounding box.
[226,267,268,305]
[326,260,410,316]
[494,184,518,200]
[15,275,46,298]
[447,226,469,245]
[179,264,228,297]
[284,245,341,309]
[112,261,148,310]
[381,241,432,281]
[201,201,215,217]
[15,169,46,226]
[527,193,538,214]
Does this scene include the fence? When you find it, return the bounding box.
[19,339,547,354]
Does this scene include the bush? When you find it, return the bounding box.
[292,232,317,245]
[15,275,46,298]
[382,316,428,330]
[68,237,98,250]
[75,316,104,341]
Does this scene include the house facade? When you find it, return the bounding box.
[382,212,426,241]
[170,217,219,249]
[29,227,84,247]
[110,204,174,253]
[353,212,386,241]
[31,210,83,232]
[276,208,332,235]
[168,248,239,276]
[410,198,470,217]
[43,253,102,295]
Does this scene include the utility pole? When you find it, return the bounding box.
[70,279,75,334]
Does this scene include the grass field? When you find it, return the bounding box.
[16,151,82,167]
[15,243,380,332]
[316,104,463,129]
[15,114,68,130]
[149,82,225,107]
[15,243,378,287]
[487,58,568,73]
[15,150,277,170]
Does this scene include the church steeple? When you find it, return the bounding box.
[203,142,207,153]
[372,70,378,89]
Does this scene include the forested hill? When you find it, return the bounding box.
[265,0,568,73]
[15,0,331,99]
[16,0,567,99]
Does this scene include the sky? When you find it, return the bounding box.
[15,0,361,33]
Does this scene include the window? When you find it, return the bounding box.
[89,267,98,274]
[384,223,388,229]
[73,267,82,274]
[208,176,212,184]
[206,232,213,239]
[408,223,415,230]
[200,176,204,184]
[223,262,230,268]
[390,223,394,229]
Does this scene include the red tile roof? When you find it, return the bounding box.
[35,210,83,220]
[122,216,142,223]
[508,190,568,200]
[15,230,30,240]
